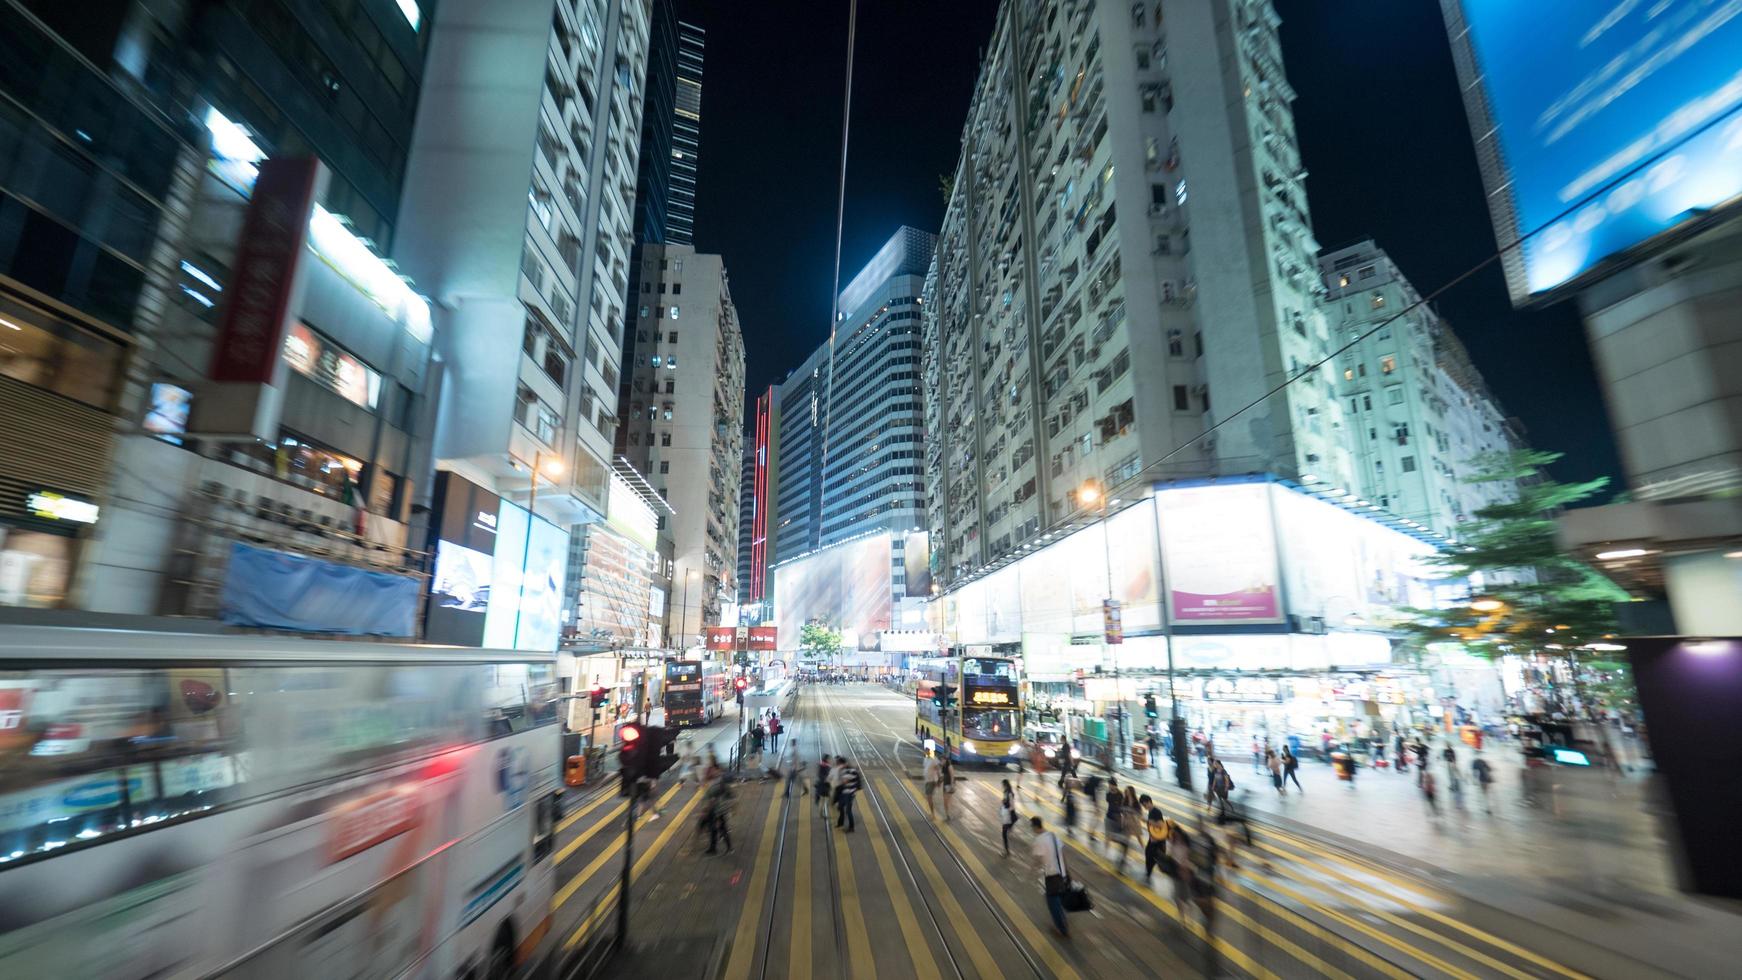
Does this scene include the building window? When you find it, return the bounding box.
[1380,355,1397,374]
[662,403,673,421]
[663,378,675,394]
[1363,394,1373,411]
[661,432,672,447]
[1172,384,1189,412]
[672,283,681,295]
[659,461,670,474]
[1358,266,1376,280]
[1387,387,1404,405]
[650,355,662,367]
[1167,330,1184,357]
[669,305,679,319]
[666,356,677,369]
[1343,368,1354,380]
[1402,455,1417,473]
[674,259,683,274]
[1337,274,1350,287]
[1372,294,1386,309]
[668,331,678,343]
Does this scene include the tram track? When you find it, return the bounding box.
[818,682,1046,980]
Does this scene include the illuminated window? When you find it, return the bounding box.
[1343,368,1354,380]
[669,305,680,319]
[650,355,661,367]
[666,356,678,369]
[1337,274,1350,287]
[1380,355,1397,374]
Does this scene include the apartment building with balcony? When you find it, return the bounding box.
[616,245,745,646]
[396,0,651,528]
[923,0,1352,587]
[1321,241,1521,538]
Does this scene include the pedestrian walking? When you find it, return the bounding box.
[1206,760,1234,816]
[1000,779,1019,856]
[834,756,861,832]
[1251,736,1264,775]
[1281,746,1303,793]
[1030,816,1072,938]
[1062,780,1080,840]
[1471,754,1494,813]
[1420,768,1439,814]
[1166,822,1196,919]
[1265,748,1284,794]
[704,778,734,855]
[923,750,942,818]
[815,756,834,815]
[674,749,697,790]
[1103,781,1129,872]
[1143,802,1172,882]
[940,753,957,822]
[1394,733,1408,774]
[1448,762,1466,811]
[786,742,807,798]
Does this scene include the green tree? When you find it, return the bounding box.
[1400,450,1631,707]
[800,621,844,660]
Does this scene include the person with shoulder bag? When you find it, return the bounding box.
[999,779,1018,855]
[1030,816,1072,938]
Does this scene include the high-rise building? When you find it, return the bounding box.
[396,0,651,528]
[629,3,702,246]
[1,1,441,615]
[736,445,756,603]
[1320,241,1520,538]
[738,386,779,618]
[922,0,1351,587]
[616,245,744,646]
[667,21,704,246]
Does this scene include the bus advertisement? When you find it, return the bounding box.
[665,660,706,728]
[0,627,563,980]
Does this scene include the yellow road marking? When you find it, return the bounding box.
[563,787,704,949]
[896,779,1081,980]
[833,800,878,980]
[878,777,1006,980]
[553,799,625,866]
[789,789,813,979]
[1128,776,1587,980]
[556,784,616,834]
[722,790,789,980]
[552,783,682,910]
[860,792,943,980]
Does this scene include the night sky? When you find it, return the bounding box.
[683,0,1624,487]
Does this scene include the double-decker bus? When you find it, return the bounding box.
[664,660,706,728]
[914,654,1023,764]
[699,660,730,722]
[0,626,563,980]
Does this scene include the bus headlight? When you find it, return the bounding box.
[1007,744,1024,756]
[962,740,976,755]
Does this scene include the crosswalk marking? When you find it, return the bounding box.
[831,801,879,980]
[860,794,943,980]
[552,783,683,910]
[874,776,1006,980]
[896,778,1082,980]
[789,790,813,978]
[722,791,788,980]
[563,787,704,950]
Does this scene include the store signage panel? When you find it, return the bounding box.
[704,627,736,650]
[748,626,778,651]
[25,491,99,525]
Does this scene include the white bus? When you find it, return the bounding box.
[0,627,563,980]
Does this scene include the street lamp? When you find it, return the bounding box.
[1079,479,1124,766]
[526,450,564,515]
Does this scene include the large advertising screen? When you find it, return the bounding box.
[1444,1,1742,301]
[773,532,893,649]
[426,471,568,651]
[1156,483,1284,626]
[1270,484,1442,628]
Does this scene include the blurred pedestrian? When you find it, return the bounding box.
[1207,760,1234,816]
[1266,748,1284,794]
[923,749,942,818]
[999,779,1018,855]
[1251,736,1264,774]
[1031,816,1071,939]
[940,753,957,822]
[1104,780,1130,873]
[1281,746,1303,793]
[704,778,734,854]
[1062,780,1080,839]
[1143,802,1172,883]
[1420,768,1439,814]
[814,755,833,815]
[1471,753,1494,813]
[786,741,807,798]
[835,756,860,832]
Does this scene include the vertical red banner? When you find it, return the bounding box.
[209,157,321,383]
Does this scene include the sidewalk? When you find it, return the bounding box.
[1110,740,1742,978]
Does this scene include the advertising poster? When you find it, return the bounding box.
[772,532,894,648]
[425,472,501,647]
[1157,483,1284,625]
[482,502,530,649]
[1447,1,1742,298]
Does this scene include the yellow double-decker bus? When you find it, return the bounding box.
[914,655,1023,765]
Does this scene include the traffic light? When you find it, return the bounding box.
[935,685,956,710]
[618,723,644,796]
[734,675,748,704]
[644,725,680,780]
[589,685,609,708]
[1144,694,1159,720]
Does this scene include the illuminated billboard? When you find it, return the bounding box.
[1443,1,1742,301]
[1156,483,1283,626]
[426,472,568,651]
[772,532,893,648]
